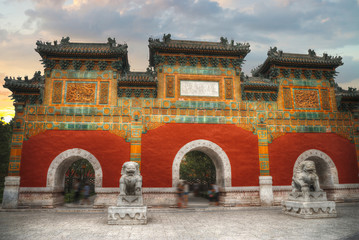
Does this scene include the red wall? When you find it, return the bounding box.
[20,130,130,187]
[269,133,359,185]
[141,123,259,187]
[21,127,356,189]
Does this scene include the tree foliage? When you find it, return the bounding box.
[179,151,216,185]
[0,118,13,202]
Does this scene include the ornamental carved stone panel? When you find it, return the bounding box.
[283,88,292,109]
[66,82,96,103]
[321,89,330,110]
[225,78,233,99]
[166,75,175,98]
[99,82,109,104]
[52,81,63,104]
[294,89,320,109]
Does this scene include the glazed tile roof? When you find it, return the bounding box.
[118,72,157,86]
[148,35,250,66]
[336,87,359,99]
[253,47,343,76]
[35,37,128,58]
[149,39,250,52]
[3,72,44,92]
[241,77,278,90]
[335,87,359,111]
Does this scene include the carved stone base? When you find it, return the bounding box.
[288,191,328,202]
[108,206,147,225]
[2,176,20,209]
[282,201,337,218]
[259,176,273,206]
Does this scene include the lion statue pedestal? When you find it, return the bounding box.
[108,162,147,225]
[282,160,337,218]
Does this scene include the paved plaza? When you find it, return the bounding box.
[1,201,358,240]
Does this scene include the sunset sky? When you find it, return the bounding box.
[1,0,358,122]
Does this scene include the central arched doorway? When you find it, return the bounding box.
[64,159,95,203]
[173,140,231,207]
[46,148,103,206]
[180,150,216,186]
[180,150,216,196]
[172,139,232,188]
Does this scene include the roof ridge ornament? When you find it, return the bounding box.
[308,49,316,57]
[267,46,278,56]
[60,36,70,45]
[220,36,228,45]
[162,33,171,43]
[107,37,117,47]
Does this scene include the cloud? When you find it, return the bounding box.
[18,0,359,49]
[338,78,359,90]
[0,29,9,43]
[335,56,359,85]
[0,0,358,78]
[0,72,14,119]
[0,0,357,117]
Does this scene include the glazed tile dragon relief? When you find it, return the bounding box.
[66,83,96,103]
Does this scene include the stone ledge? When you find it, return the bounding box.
[222,186,259,192]
[4,176,20,186]
[273,184,359,191]
[20,187,63,193]
[95,187,177,193]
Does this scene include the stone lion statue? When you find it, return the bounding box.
[119,162,142,196]
[292,160,322,193]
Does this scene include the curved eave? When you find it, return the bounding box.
[149,45,250,66]
[337,93,359,100]
[35,48,128,59]
[150,46,249,56]
[255,57,343,75]
[4,85,42,93]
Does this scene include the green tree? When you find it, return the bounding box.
[0,118,13,202]
[180,151,216,185]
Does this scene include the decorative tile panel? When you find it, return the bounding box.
[321,89,330,110]
[65,82,97,104]
[52,81,63,104]
[225,78,233,99]
[293,89,320,110]
[166,75,175,98]
[99,82,110,104]
[283,88,292,109]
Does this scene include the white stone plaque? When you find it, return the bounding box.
[180,80,219,97]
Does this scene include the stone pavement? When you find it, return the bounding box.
[0,202,358,240]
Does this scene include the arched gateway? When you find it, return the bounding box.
[172,140,232,188]
[2,35,359,209]
[47,148,103,191]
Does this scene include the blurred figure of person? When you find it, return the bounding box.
[81,182,91,205]
[73,179,81,203]
[208,187,215,205]
[211,183,219,206]
[176,182,184,208]
[183,181,189,208]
